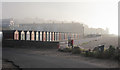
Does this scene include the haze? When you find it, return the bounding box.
[2,2,118,35]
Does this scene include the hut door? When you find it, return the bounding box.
[43,32,46,41]
[36,31,39,41]
[14,31,16,40]
[27,31,30,40]
[57,32,59,41]
[31,31,34,41]
[52,32,54,41]
[49,32,51,41]
[59,33,61,41]
[14,30,19,40]
[40,32,42,41]
[21,31,25,40]
[16,31,19,40]
[47,32,49,41]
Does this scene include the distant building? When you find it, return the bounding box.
[2,18,109,38]
[16,23,83,33]
[84,24,109,35]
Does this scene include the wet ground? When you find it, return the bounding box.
[2,48,119,68]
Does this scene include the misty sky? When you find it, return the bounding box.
[2,2,118,35]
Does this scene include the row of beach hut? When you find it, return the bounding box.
[14,30,80,41]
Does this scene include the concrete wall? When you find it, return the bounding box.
[2,30,14,40]
[2,40,59,49]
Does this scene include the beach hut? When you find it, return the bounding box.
[66,33,68,40]
[52,32,54,41]
[47,32,49,41]
[72,33,74,39]
[61,33,64,40]
[76,33,78,39]
[49,32,51,41]
[31,31,34,41]
[59,32,61,41]
[14,30,19,40]
[57,32,59,41]
[43,32,46,41]
[55,32,57,41]
[40,31,42,41]
[64,33,67,40]
[21,31,25,40]
[36,31,39,41]
[54,32,56,41]
[26,31,30,40]
[69,33,71,38]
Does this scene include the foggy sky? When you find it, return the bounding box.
[2,2,118,35]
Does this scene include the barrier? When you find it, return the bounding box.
[2,39,59,49]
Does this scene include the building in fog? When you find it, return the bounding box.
[16,23,84,35]
[2,18,109,37]
[84,24,109,36]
